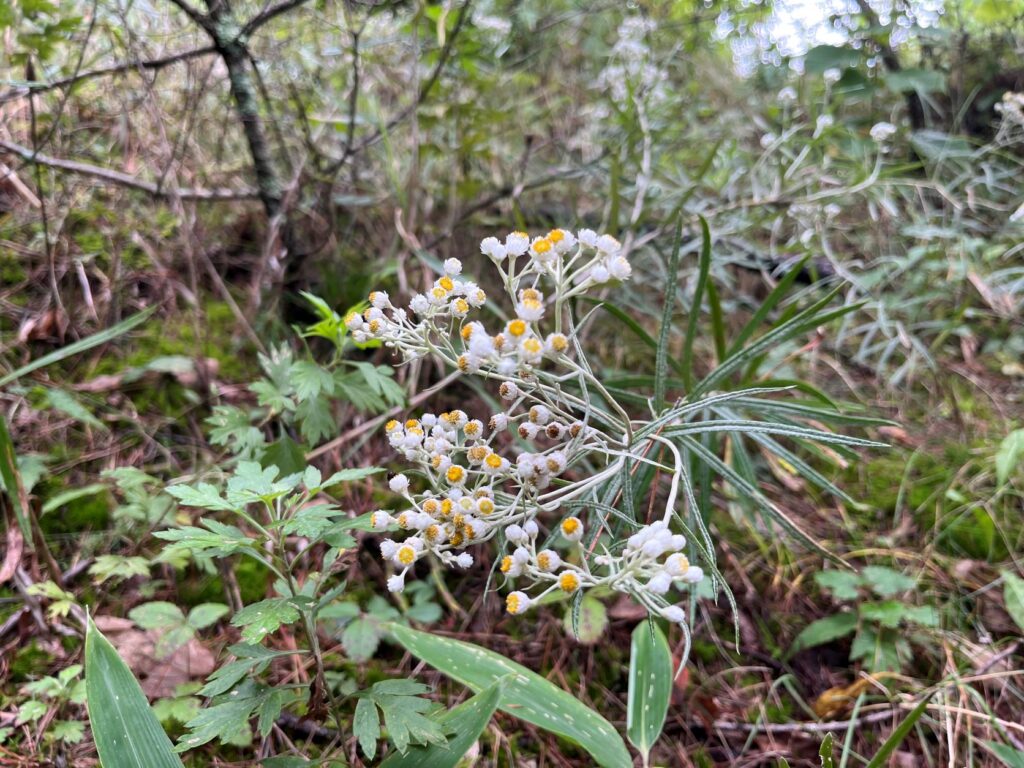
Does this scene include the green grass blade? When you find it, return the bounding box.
[380,681,503,768]
[0,413,31,543]
[387,623,631,768]
[655,218,684,413]
[864,695,934,768]
[728,256,811,356]
[627,621,672,763]
[674,434,847,565]
[85,616,185,768]
[0,306,156,387]
[681,216,712,391]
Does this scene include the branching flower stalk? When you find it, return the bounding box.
[346,229,705,628]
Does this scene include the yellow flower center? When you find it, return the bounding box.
[425,524,440,541]
[385,419,400,432]
[439,276,454,291]
[537,552,551,570]
[485,453,503,469]
[547,229,565,243]
[521,288,541,302]
[423,499,440,515]
[461,324,474,340]
[453,298,469,314]
[532,238,552,254]
[446,466,465,483]
[397,546,416,565]
[441,499,453,516]
[432,286,447,300]
[500,555,513,573]
[550,334,568,352]
[478,498,495,515]
[558,572,580,593]
[505,593,521,613]
[523,338,542,354]
[561,518,580,536]
[508,320,527,337]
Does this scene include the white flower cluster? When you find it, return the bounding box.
[358,227,704,628]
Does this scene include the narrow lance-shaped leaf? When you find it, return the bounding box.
[387,623,631,768]
[627,621,672,765]
[85,616,185,768]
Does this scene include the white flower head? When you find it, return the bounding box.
[505,231,530,257]
[870,121,897,142]
[681,565,705,584]
[387,573,406,593]
[480,236,507,261]
[370,511,393,532]
[443,257,463,276]
[647,571,673,595]
[596,234,621,254]
[578,228,599,248]
[661,605,686,623]
[454,552,474,568]
[389,474,410,494]
[506,590,532,615]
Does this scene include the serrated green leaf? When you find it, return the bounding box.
[380,682,503,768]
[861,566,916,598]
[791,613,858,654]
[342,616,382,662]
[51,719,86,743]
[815,571,863,601]
[322,466,383,486]
[164,483,236,512]
[187,603,229,630]
[627,621,672,762]
[859,600,905,628]
[85,617,185,767]
[387,623,631,768]
[129,602,185,630]
[232,598,301,643]
[290,361,334,400]
[354,696,381,759]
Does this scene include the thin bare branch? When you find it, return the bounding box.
[0,138,258,201]
[242,0,313,37]
[0,47,216,104]
[164,0,212,31]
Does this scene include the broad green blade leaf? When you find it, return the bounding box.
[380,682,503,768]
[981,740,1024,767]
[1000,571,1024,635]
[0,413,31,543]
[655,218,683,413]
[626,622,672,762]
[864,693,934,768]
[387,623,631,768]
[996,429,1024,485]
[85,617,185,768]
[681,216,712,391]
[820,731,835,768]
[0,306,156,388]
